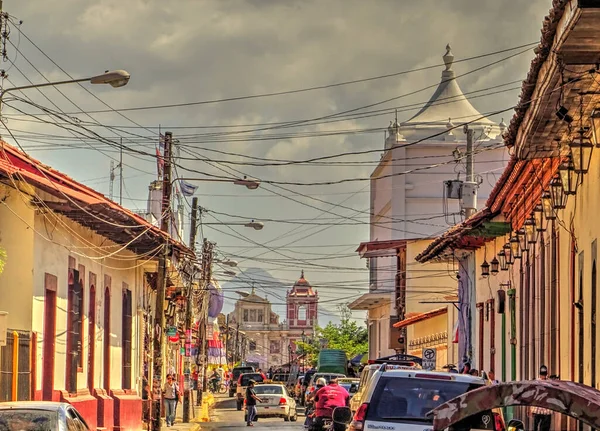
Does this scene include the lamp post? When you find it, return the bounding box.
[202,220,265,231]
[301,330,306,373]
[173,176,260,190]
[1,70,130,110]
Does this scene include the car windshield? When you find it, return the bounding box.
[241,374,264,386]
[367,377,483,422]
[254,386,283,395]
[234,368,253,379]
[0,409,58,431]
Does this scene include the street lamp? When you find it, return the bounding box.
[245,220,264,231]
[0,70,131,110]
[570,131,594,174]
[173,176,260,190]
[202,220,265,230]
[215,259,238,267]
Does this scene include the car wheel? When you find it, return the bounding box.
[229,389,234,397]
[290,409,298,422]
[284,414,290,422]
[236,400,243,411]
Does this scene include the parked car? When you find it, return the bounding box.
[236,372,266,410]
[349,368,503,431]
[230,366,255,397]
[300,369,317,405]
[243,383,298,422]
[0,401,91,431]
[338,378,360,397]
[350,362,420,413]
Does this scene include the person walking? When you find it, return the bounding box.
[488,370,499,385]
[530,365,552,431]
[162,374,181,427]
[245,380,263,427]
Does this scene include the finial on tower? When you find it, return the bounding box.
[443,44,454,71]
[301,269,304,279]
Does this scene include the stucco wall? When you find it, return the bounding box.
[31,210,143,393]
[0,183,36,331]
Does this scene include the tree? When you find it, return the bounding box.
[296,305,368,366]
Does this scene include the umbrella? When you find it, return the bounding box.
[350,353,367,365]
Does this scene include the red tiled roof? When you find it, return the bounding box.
[0,141,191,256]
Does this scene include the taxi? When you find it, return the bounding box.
[244,383,298,422]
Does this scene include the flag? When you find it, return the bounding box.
[180,180,198,197]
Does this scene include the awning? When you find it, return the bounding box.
[348,292,391,310]
[356,239,406,258]
[393,307,448,328]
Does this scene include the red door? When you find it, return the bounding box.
[88,281,96,391]
[103,286,111,390]
[43,273,57,401]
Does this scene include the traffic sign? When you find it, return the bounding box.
[422,348,437,370]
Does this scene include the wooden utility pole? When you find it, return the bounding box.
[200,239,214,393]
[152,131,172,431]
[183,197,198,423]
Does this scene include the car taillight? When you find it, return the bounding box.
[349,403,369,431]
[279,397,287,405]
[414,373,452,380]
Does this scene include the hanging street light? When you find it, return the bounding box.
[541,191,556,221]
[559,157,578,195]
[533,204,545,232]
[498,249,509,271]
[570,131,594,174]
[525,216,536,245]
[517,228,527,253]
[591,107,600,147]
[481,260,490,278]
[504,242,515,266]
[550,175,567,209]
[510,234,521,260]
[490,257,499,275]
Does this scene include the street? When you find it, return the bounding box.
[203,395,306,430]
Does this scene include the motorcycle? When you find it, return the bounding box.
[306,407,353,431]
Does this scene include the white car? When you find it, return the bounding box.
[349,368,498,431]
[244,384,298,422]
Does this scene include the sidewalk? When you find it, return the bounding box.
[143,392,216,431]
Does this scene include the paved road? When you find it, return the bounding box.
[203,395,306,430]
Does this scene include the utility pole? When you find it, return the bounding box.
[200,239,214,393]
[463,125,477,218]
[152,131,172,431]
[183,197,198,423]
[119,137,124,206]
[225,315,230,367]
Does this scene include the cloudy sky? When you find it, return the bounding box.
[6,0,552,322]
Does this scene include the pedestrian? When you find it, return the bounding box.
[461,362,471,374]
[245,380,263,427]
[162,374,181,427]
[488,370,499,385]
[530,365,552,431]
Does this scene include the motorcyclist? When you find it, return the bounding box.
[313,378,350,431]
[305,378,326,429]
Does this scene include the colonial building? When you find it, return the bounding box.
[349,45,509,367]
[416,1,600,427]
[228,272,318,370]
[0,142,190,431]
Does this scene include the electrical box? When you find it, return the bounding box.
[0,311,7,347]
[389,316,406,351]
[444,180,463,199]
[460,181,478,211]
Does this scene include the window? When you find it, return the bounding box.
[243,309,263,322]
[77,265,85,370]
[243,309,249,322]
[88,275,96,390]
[122,286,133,389]
[249,309,257,322]
[257,310,264,323]
[298,305,307,321]
[270,340,280,354]
[249,340,257,351]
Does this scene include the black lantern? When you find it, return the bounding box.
[541,191,556,221]
[510,234,521,259]
[517,228,527,253]
[481,260,490,278]
[570,132,594,174]
[490,257,499,275]
[504,242,514,265]
[550,175,567,209]
[524,216,536,245]
[533,204,545,232]
[559,157,578,195]
[497,249,507,271]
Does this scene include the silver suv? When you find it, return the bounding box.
[349,367,496,431]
